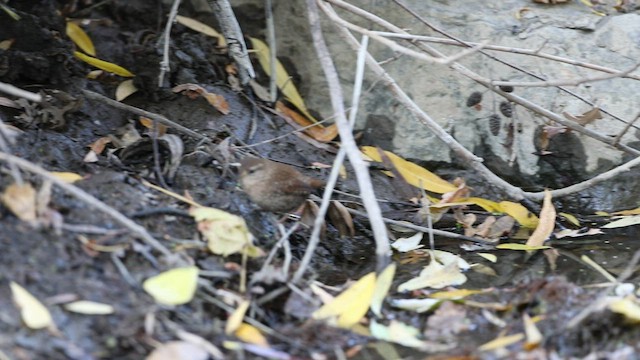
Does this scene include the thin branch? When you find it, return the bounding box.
[0,151,176,260]
[302,0,390,275]
[0,82,42,102]
[158,0,182,87]
[207,0,255,85]
[265,0,277,103]
[371,32,640,82]
[82,89,211,143]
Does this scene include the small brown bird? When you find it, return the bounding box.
[238,157,325,212]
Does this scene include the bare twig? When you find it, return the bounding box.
[0,151,176,260]
[0,82,42,102]
[301,0,390,276]
[265,0,277,102]
[0,117,23,185]
[158,0,182,87]
[207,0,255,85]
[82,89,210,142]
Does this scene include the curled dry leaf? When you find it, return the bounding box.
[563,107,602,126]
[172,83,230,114]
[327,200,355,238]
[116,79,138,101]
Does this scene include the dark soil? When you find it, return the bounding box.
[1,1,640,360]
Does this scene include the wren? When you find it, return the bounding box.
[238,157,325,213]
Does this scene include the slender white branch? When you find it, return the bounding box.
[0,82,42,102]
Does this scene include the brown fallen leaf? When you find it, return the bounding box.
[2,183,37,222]
[526,190,555,247]
[172,83,230,115]
[562,107,602,126]
[275,101,338,142]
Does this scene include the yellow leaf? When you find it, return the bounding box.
[225,300,250,335]
[74,51,134,77]
[526,190,555,247]
[64,300,114,315]
[142,267,199,306]
[523,313,543,349]
[498,201,539,228]
[559,212,580,226]
[190,207,256,257]
[66,21,96,56]
[50,171,83,183]
[116,79,138,101]
[465,197,502,213]
[313,272,376,328]
[612,208,640,216]
[235,323,269,347]
[429,288,485,300]
[496,243,550,251]
[361,146,457,194]
[398,259,467,291]
[1,182,37,222]
[275,101,337,142]
[175,15,226,46]
[370,320,428,349]
[477,253,497,263]
[10,282,53,329]
[250,37,315,122]
[479,333,524,351]
[370,263,396,317]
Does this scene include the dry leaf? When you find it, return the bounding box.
[327,200,355,238]
[235,323,269,347]
[275,101,338,142]
[190,207,260,257]
[225,300,250,335]
[10,282,54,329]
[116,79,138,101]
[64,301,114,315]
[370,263,396,317]
[398,258,467,291]
[175,15,226,46]
[312,272,376,328]
[146,341,209,360]
[172,83,229,114]
[526,190,555,247]
[2,183,37,222]
[563,107,602,126]
[139,117,167,136]
[370,320,428,349]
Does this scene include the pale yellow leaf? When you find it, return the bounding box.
[50,171,83,183]
[74,51,134,77]
[602,215,640,229]
[10,282,53,329]
[391,233,424,252]
[612,208,640,216]
[312,272,376,328]
[398,260,467,292]
[389,298,440,313]
[429,288,485,300]
[559,212,580,226]
[146,341,209,360]
[175,15,226,46]
[66,21,96,56]
[477,253,497,263]
[370,320,427,349]
[479,333,524,351]
[235,323,269,347]
[64,300,114,315]
[225,300,249,335]
[1,183,37,222]
[361,146,457,194]
[142,267,199,306]
[370,263,396,317]
[250,37,315,122]
[523,313,543,349]
[190,207,256,257]
[609,297,640,322]
[466,197,502,213]
[526,190,555,247]
[496,243,550,251]
[116,79,138,101]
